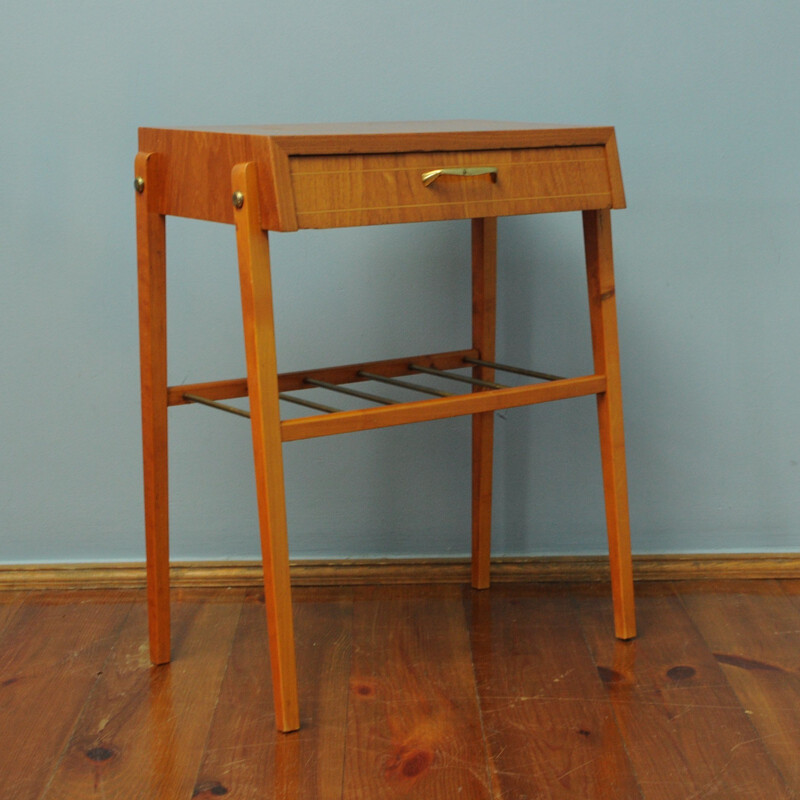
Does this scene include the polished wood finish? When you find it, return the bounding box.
[40,589,242,799]
[680,580,800,789]
[0,590,133,799]
[280,373,607,442]
[135,121,635,731]
[579,583,790,798]
[4,580,799,799]
[232,162,299,732]
[289,146,614,228]
[0,590,24,632]
[471,218,497,590]
[473,585,643,797]
[135,151,171,665]
[583,208,636,640]
[193,588,353,799]
[137,122,625,229]
[344,585,493,797]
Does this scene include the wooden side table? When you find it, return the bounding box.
[135,121,636,732]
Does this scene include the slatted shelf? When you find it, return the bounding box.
[173,355,605,442]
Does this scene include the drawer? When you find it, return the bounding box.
[289,146,613,228]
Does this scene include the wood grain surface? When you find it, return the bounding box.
[579,582,791,798]
[679,580,800,792]
[0,591,134,799]
[137,122,624,228]
[343,585,493,799]
[40,589,242,799]
[3,580,800,798]
[193,587,353,799]
[469,585,640,798]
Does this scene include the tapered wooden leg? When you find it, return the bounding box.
[582,209,636,640]
[232,162,300,732]
[471,218,498,590]
[135,152,171,664]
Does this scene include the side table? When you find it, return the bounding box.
[135,121,636,731]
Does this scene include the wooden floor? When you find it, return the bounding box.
[3,579,800,799]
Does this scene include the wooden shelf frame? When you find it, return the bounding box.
[171,354,607,442]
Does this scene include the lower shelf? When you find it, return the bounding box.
[171,351,606,442]
[279,373,605,441]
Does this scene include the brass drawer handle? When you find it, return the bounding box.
[421,166,498,187]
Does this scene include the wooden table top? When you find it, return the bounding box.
[140,119,619,154]
[136,121,624,229]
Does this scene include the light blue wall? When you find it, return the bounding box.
[2,1,799,563]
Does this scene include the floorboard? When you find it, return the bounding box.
[0,589,25,636]
[342,584,493,799]
[468,584,641,799]
[678,579,800,794]
[0,590,134,800]
[578,581,792,799]
[193,587,354,800]
[39,588,243,800]
[1,579,799,799]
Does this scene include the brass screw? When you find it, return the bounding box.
[232,191,244,209]
[134,177,145,193]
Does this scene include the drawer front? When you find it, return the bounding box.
[289,146,613,228]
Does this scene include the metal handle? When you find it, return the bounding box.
[421,166,498,187]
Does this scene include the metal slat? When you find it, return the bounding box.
[183,393,251,418]
[357,371,452,397]
[279,393,339,414]
[409,364,508,389]
[304,378,397,406]
[463,356,564,382]
[184,392,341,417]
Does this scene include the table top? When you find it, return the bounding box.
[140,120,619,154]
[136,121,624,229]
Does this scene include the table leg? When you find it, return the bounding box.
[232,162,300,732]
[471,218,498,589]
[582,209,636,640]
[135,152,171,664]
